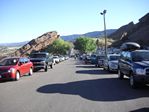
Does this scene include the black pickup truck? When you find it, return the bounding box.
[29,52,53,72]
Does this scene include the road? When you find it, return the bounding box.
[0,58,149,112]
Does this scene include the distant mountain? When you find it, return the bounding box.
[61,34,82,41]
[61,29,116,41]
[0,41,29,47]
[0,29,116,47]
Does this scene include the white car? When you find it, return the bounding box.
[53,56,60,64]
[103,54,120,72]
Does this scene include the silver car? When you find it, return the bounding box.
[103,54,120,72]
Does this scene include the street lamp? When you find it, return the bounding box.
[100,10,107,56]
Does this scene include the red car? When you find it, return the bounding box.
[0,57,33,81]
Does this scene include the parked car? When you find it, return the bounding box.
[96,55,106,67]
[30,52,53,72]
[53,56,60,65]
[84,55,91,64]
[59,56,65,62]
[103,54,120,72]
[90,54,97,64]
[118,42,149,88]
[0,57,33,81]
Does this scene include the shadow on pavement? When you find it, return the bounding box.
[37,78,149,101]
[130,108,149,112]
[76,69,111,75]
[76,65,97,68]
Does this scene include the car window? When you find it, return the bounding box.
[132,51,149,61]
[121,51,129,61]
[19,58,25,63]
[109,56,120,61]
[0,58,19,66]
[24,58,29,63]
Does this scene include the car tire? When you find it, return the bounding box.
[108,66,111,72]
[50,64,53,69]
[29,68,33,76]
[44,65,48,72]
[118,69,124,79]
[15,71,20,81]
[130,75,138,89]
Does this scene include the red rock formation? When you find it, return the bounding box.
[109,13,149,47]
[14,31,59,56]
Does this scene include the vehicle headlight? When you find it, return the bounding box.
[8,68,16,74]
[135,68,145,75]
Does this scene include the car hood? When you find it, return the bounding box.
[134,61,149,67]
[30,58,45,61]
[0,65,15,71]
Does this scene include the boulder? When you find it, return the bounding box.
[14,31,59,56]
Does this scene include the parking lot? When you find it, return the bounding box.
[0,58,149,112]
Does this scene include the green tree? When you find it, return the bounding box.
[74,37,96,54]
[46,38,72,55]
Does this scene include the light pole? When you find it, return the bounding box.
[100,10,107,56]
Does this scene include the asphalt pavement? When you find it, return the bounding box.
[0,58,149,112]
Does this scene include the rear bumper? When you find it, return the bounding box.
[33,66,45,70]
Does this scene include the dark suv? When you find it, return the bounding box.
[30,52,53,72]
[118,42,149,88]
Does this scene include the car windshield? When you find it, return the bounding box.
[0,58,19,66]
[91,55,96,58]
[132,51,149,61]
[98,56,105,59]
[109,56,120,61]
[53,56,58,58]
[30,54,46,58]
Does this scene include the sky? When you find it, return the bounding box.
[0,0,149,43]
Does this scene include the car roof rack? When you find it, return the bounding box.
[120,42,140,51]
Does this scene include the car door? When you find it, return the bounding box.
[124,52,133,76]
[119,52,128,74]
[18,58,26,75]
[23,58,30,74]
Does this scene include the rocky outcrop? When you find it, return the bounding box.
[109,22,135,40]
[14,31,59,56]
[109,13,149,47]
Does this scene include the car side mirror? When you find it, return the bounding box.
[18,62,23,66]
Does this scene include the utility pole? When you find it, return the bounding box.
[100,10,107,56]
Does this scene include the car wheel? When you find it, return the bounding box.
[50,64,53,69]
[118,69,124,79]
[130,75,138,89]
[29,68,33,76]
[44,65,48,72]
[15,71,20,81]
[107,66,111,72]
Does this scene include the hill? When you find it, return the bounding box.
[109,13,149,48]
[0,41,28,47]
[61,29,116,41]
